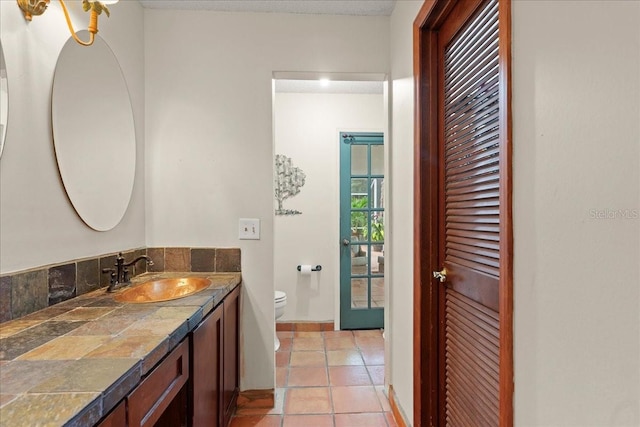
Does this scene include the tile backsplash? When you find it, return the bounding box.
[0,247,241,323]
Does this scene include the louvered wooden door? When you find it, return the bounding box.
[436,0,505,425]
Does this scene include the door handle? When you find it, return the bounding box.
[342,238,350,246]
[433,268,447,283]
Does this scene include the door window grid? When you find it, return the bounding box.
[349,140,383,310]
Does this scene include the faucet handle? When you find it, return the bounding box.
[101,268,117,288]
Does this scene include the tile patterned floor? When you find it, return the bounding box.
[230,329,398,427]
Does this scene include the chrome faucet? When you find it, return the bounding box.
[102,252,154,292]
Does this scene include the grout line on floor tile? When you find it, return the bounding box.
[234,329,393,427]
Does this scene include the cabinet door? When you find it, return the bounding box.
[96,399,126,427]
[222,285,240,426]
[128,340,189,427]
[191,303,224,427]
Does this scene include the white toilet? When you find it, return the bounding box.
[274,290,287,351]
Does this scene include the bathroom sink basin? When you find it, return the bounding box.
[114,277,212,303]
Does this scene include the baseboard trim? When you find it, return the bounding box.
[276,321,334,332]
[389,384,410,427]
[236,389,275,409]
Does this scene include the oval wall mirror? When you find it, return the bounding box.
[52,31,136,231]
[0,41,8,158]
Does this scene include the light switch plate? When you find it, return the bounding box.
[238,218,260,240]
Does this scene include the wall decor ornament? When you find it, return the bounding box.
[275,154,306,215]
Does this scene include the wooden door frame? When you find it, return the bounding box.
[412,1,513,426]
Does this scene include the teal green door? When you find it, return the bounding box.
[340,132,384,330]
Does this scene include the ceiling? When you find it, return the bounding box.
[138,0,397,16]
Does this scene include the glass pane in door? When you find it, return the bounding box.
[371,145,384,175]
[370,212,384,243]
[370,178,384,209]
[351,277,369,309]
[350,243,369,276]
[371,242,384,309]
[351,145,368,175]
[371,277,384,308]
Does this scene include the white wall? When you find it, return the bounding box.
[388,0,423,423]
[0,0,146,273]
[273,92,384,323]
[513,1,640,425]
[144,10,389,391]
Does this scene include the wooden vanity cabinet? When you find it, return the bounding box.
[190,284,241,427]
[190,301,224,426]
[128,339,190,427]
[222,285,240,427]
[94,284,240,427]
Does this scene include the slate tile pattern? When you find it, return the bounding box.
[0,246,239,322]
[216,248,242,272]
[164,247,191,272]
[11,270,48,319]
[191,248,216,272]
[0,276,12,323]
[76,258,100,296]
[0,248,242,425]
[0,272,241,426]
[48,263,76,305]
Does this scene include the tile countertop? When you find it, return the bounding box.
[0,272,241,427]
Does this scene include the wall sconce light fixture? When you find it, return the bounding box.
[17,0,118,46]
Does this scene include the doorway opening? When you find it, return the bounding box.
[272,72,387,331]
